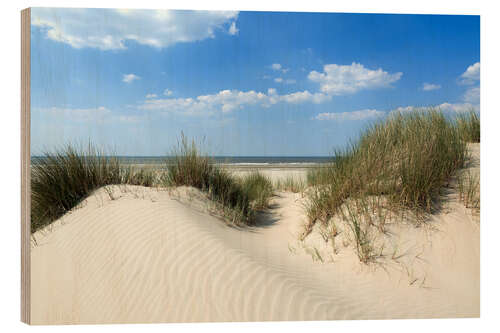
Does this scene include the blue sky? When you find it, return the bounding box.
[30,8,480,156]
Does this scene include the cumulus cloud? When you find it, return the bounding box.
[35,105,148,124]
[163,89,173,96]
[437,102,479,113]
[314,109,386,121]
[308,62,402,95]
[228,21,239,35]
[280,91,331,104]
[31,8,239,50]
[138,88,331,115]
[391,102,479,114]
[460,62,480,85]
[422,83,441,91]
[122,74,140,83]
[463,86,480,104]
[271,63,282,71]
[269,63,289,74]
[145,93,157,99]
[315,101,480,122]
[274,78,296,84]
[36,106,111,122]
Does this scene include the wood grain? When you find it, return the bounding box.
[21,7,31,325]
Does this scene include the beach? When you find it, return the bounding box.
[29,144,479,324]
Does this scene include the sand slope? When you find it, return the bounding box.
[30,146,480,324]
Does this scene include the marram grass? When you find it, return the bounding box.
[304,109,479,262]
[31,144,122,232]
[164,134,255,225]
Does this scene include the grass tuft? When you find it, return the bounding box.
[241,172,274,210]
[165,134,254,225]
[304,109,474,262]
[457,170,480,211]
[31,144,122,232]
[456,111,480,143]
[273,175,307,193]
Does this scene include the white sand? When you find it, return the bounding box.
[30,145,480,324]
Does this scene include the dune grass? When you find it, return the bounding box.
[241,172,274,209]
[31,144,121,232]
[456,111,480,143]
[303,109,474,261]
[164,135,255,225]
[31,136,275,231]
[273,175,307,193]
[457,169,480,211]
[31,144,162,232]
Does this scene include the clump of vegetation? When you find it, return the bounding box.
[241,172,274,209]
[121,167,157,187]
[165,135,254,225]
[31,144,122,232]
[457,170,480,211]
[304,109,473,262]
[456,111,480,143]
[274,175,307,193]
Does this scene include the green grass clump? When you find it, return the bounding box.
[457,170,480,211]
[31,144,122,232]
[165,135,254,225]
[274,175,307,193]
[456,111,480,143]
[121,167,156,187]
[241,172,274,209]
[305,110,468,244]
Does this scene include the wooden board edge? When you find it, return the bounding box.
[21,7,31,325]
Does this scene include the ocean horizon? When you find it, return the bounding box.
[31,155,334,165]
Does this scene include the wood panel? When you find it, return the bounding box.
[21,7,31,325]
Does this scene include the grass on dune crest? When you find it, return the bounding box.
[241,172,274,209]
[456,111,480,143]
[164,134,255,225]
[31,144,160,232]
[304,109,478,262]
[30,136,276,232]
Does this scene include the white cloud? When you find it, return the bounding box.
[163,89,173,96]
[393,106,415,113]
[460,62,480,85]
[122,73,140,83]
[281,91,331,104]
[274,78,296,84]
[138,88,331,115]
[316,101,480,122]
[36,106,111,122]
[271,63,282,71]
[437,102,479,113]
[228,21,239,35]
[422,83,441,91]
[117,115,143,123]
[464,86,480,104]
[145,93,157,99]
[308,62,402,95]
[31,8,239,50]
[391,102,479,114]
[314,109,386,121]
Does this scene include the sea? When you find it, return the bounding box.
[32,156,333,166]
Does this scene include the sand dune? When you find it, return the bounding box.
[30,146,480,324]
